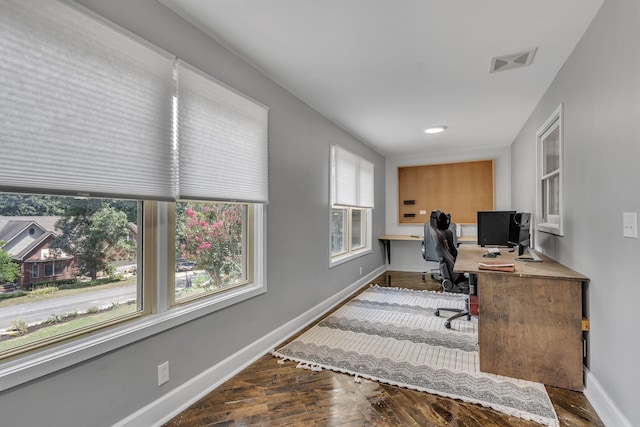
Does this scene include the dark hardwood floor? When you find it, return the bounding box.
[164,271,604,427]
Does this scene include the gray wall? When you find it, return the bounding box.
[0,1,386,425]
[511,0,639,425]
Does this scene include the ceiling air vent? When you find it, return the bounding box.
[489,48,537,73]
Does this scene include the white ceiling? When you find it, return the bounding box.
[160,0,604,159]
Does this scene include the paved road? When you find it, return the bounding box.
[0,285,136,330]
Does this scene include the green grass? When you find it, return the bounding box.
[0,304,138,353]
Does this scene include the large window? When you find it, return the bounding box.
[330,145,374,265]
[0,194,144,358]
[536,104,564,236]
[0,0,267,383]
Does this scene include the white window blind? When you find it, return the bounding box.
[176,61,269,203]
[331,145,374,208]
[0,0,175,200]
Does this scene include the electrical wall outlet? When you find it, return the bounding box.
[157,361,169,386]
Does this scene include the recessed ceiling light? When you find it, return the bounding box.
[424,126,447,134]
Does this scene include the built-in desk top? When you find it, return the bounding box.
[378,234,423,241]
[378,234,476,243]
[454,245,589,282]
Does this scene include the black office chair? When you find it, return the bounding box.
[421,212,440,281]
[425,210,471,329]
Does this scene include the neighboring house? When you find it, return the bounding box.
[0,217,76,288]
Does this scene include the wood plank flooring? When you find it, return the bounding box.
[164,271,604,427]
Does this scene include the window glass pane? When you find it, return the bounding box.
[543,126,560,174]
[541,181,548,221]
[175,202,247,303]
[548,174,560,216]
[541,176,560,222]
[330,209,347,255]
[0,193,140,356]
[351,209,364,249]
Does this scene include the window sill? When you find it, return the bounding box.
[0,280,266,393]
[538,222,563,236]
[330,247,372,268]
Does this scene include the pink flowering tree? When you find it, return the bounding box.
[177,202,245,288]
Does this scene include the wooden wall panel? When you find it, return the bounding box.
[398,160,494,224]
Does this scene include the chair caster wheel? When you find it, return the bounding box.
[444,321,451,329]
[435,310,440,317]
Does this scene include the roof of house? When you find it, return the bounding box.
[0,216,62,260]
[0,216,60,236]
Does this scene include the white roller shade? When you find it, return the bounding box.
[358,158,375,208]
[176,61,269,203]
[331,145,374,208]
[0,0,175,200]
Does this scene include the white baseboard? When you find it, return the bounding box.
[584,368,633,427]
[114,265,386,427]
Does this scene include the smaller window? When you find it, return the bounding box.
[32,264,39,278]
[330,207,371,265]
[44,263,54,277]
[29,227,35,235]
[329,145,374,266]
[536,104,564,236]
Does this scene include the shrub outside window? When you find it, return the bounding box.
[172,201,250,305]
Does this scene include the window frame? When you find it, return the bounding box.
[329,144,374,267]
[0,200,266,392]
[329,206,372,267]
[168,201,256,307]
[536,103,564,236]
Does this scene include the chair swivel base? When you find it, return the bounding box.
[435,308,471,329]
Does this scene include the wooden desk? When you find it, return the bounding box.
[378,234,477,264]
[378,234,422,264]
[454,245,588,391]
[457,235,477,244]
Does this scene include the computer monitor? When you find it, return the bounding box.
[477,210,516,247]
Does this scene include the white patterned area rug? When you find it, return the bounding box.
[272,286,559,427]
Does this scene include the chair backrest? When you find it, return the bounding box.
[427,210,467,293]
[422,211,440,262]
[439,213,458,260]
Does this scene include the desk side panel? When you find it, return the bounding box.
[478,274,583,390]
